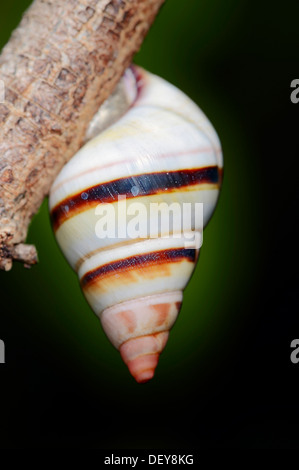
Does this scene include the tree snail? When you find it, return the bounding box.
[49,66,223,383]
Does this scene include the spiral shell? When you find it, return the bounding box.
[49,66,223,383]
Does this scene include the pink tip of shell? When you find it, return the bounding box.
[120,331,169,383]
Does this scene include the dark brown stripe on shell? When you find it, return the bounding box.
[51,166,219,230]
[81,248,196,288]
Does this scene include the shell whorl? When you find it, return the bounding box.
[49,66,223,383]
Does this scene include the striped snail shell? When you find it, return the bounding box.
[49,66,223,383]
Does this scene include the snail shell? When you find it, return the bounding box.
[49,66,223,383]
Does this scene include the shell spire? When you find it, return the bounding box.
[49,65,223,383]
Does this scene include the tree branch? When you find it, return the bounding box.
[0,0,165,271]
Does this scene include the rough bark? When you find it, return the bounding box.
[0,0,165,271]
